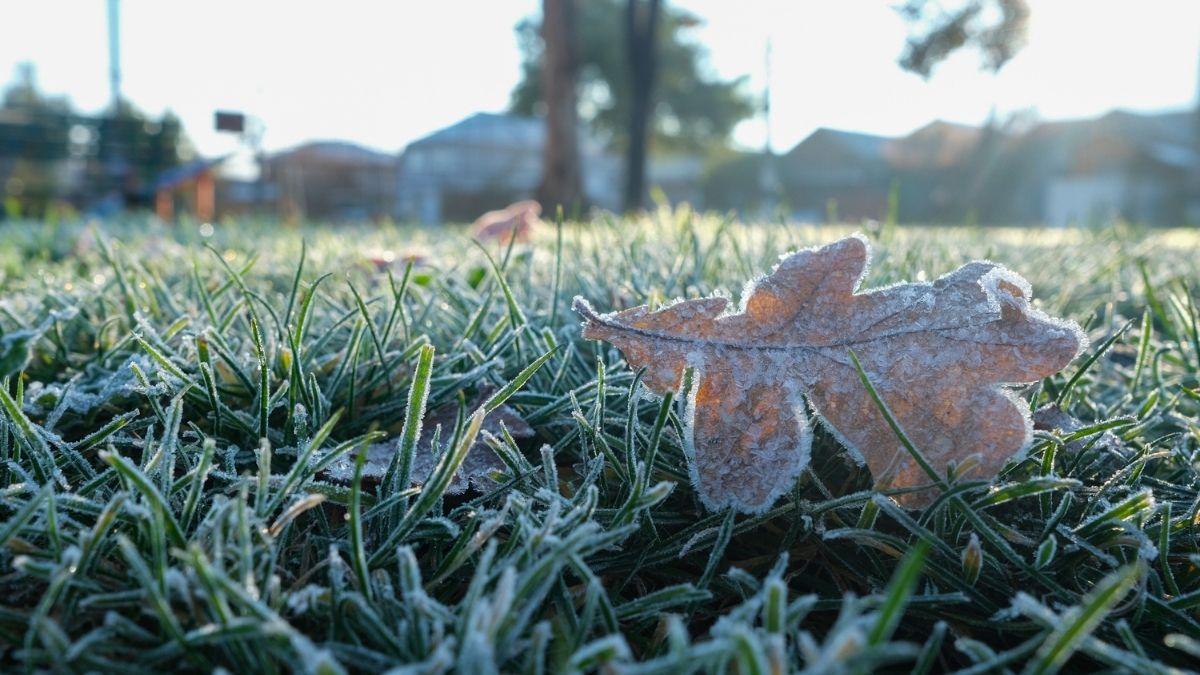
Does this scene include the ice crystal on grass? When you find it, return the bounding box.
[576,235,1084,512]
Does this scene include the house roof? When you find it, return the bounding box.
[269,140,396,167]
[885,120,984,169]
[404,112,544,151]
[1016,108,1197,175]
[1032,109,1194,144]
[154,155,230,191]
[782,110,1197,180]
[785,128,889,163]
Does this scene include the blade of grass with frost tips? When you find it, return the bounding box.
[368,408,484,566]
[383,260,414,347]
[550,207,564,326]
[102,450,186,548]
[0,383,62,487]
[848,349,947,492]
[382,343,435,522]
[911,621,947,675]
[293,273,331,359]
[697,508,735,589]
[264,410,341,515]
[180,438,215,531]
[1156,502,1181,597]
[867,539,929,646]
[347,279,394,395]
[474,240,529,360]
[1025,563,1143,675]
[283,238,306,329]
[248,316,269,439]
[972,478,1081,508]
[71,409,138,454]
[133,334,189,383]
[1055,319,1134,406]
[616,584,712,621]
[349,433,372,602]
[1073,488,1155,541]
[0,485,50,548]
[1059,417,1136,443]
[1132,309,1152,390]
[641,389,673,489]
[481,346,559,414]
[370,347,556,566]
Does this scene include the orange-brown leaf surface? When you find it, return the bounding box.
[574,235,1084,513]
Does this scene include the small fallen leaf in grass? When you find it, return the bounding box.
[575,234,1084,513]
[318,388,534,492]
[363,248,428,273]
[1032,404,1123,454]
[472,200,542,242]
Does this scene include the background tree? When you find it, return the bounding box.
[92,101,191,209]
[0,64,72,217]
[536,0,584,213]
[896,0,1031,77]
[623,0,661,211]
[891,0,1031,224]
[511,0,755,209]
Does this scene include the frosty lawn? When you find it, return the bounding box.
[0,216,1198,672]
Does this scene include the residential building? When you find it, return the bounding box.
[263,141,397,222]
[395,112,621,223]
[780,128,890,222]
[999,110,1197,226]
[779,109,1198,227]
[395,112,707,223]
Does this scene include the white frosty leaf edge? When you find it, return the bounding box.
[977,265,1090,358]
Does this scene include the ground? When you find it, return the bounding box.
[0,214,1198,673]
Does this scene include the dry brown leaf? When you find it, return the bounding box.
[574,235,1084,513]
[1032,404,1122,455]
[472,200,542,242]
[318,389,534,493]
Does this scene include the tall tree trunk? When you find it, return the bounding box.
[538,0,584,214]
[623,0,661,212]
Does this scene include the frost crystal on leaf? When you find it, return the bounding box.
[574,234,1084,513]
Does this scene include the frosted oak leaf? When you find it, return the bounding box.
[573,235,1084,513]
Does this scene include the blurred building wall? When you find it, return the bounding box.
[778,109,1198,227]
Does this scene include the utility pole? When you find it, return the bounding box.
[763,37,773,157]
[759,36,780,216]
[107,0,121,111]
[1193,43,1199,223]
[105,0,130,211]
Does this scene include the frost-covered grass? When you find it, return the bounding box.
[1,213,1199,673]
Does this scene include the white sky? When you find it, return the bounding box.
[2,0,1198,159]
